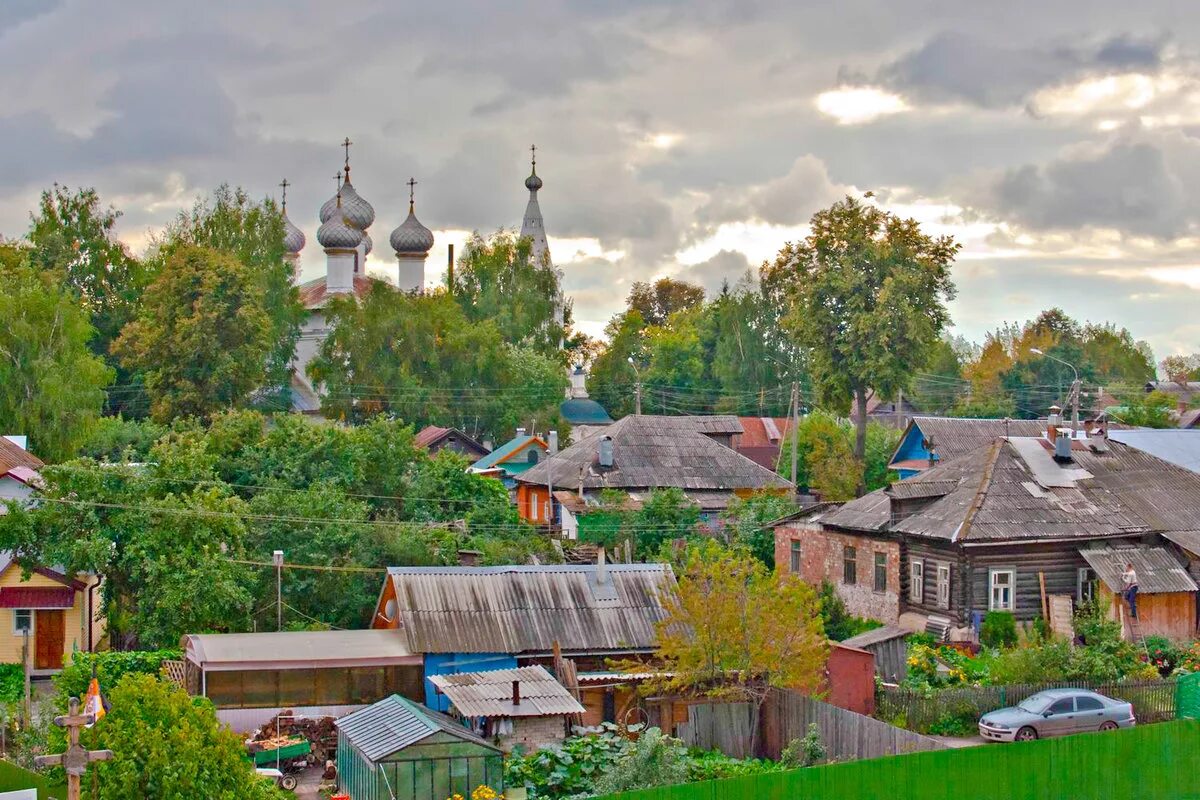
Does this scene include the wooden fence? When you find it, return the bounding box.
[878,679,1176,733]
[676,702,755,759]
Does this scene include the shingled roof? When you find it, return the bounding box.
[828,436,1200,544]
[515,414,790,492]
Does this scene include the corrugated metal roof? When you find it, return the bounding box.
[335,694,498,762]
[388,563,675,654]
[185,629,415,667]
[430,666,584,718]
[1109,429,1200,474]
[1078,546,1198,594]
[0,586,73,608]
[471,435,545,471]
[0,437,42,475]
[1163,530,1200,556]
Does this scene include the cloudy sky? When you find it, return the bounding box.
[2,1,1198,359]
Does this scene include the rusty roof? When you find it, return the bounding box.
[297,275,376,310]
[1079,545,1198,595]
[0,438,42,475]
[387,563,676,655]
[430,665,584,718]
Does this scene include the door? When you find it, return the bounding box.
[1040,697,1077,737]
[1072,694,1108,731]
[34,610,64,670]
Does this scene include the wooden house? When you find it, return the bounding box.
[1079,545,1198,641]
[469,430,549,493]
[0,552,102,674]
[414,426,490,461]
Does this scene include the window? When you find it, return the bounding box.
[990,569,1015,611]
[1077,567,1098,605]
[12,610,32,636]
[936,563,951,609]
[527,449,540,464]
[909,561,924,603]
[1047,698,1075,715]
[1075,696,1104,712]
[842,546,857,585]
[790,540,802,574]
[873,553,887,592]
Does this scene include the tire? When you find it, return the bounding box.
[1015,726,1038,742]
[1099,721,1119,732]
[280,775,298,791]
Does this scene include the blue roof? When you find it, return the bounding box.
[471,434,544,471]
[560,397,613,426]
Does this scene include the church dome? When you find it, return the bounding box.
[390,207,434,255]
[525,169,543,192]
[319,176,375,230]
[317,201,364,249]
[360,230,373,256]
[282,212,306,254]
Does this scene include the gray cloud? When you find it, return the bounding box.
[682,249,753,294]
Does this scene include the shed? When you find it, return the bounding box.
[431,665,585,751]
[1079,545,1198,640]
[336,694,503,800]
[841,625,911,684]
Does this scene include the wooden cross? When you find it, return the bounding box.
[278,178,290,212]
[34,697,113,800]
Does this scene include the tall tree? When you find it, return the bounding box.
[0,258,114,460]
[769,196,958,492]
[626,278,705,326]
[113,245,277,422]
[589,310,648,418]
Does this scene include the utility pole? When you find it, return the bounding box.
[273,550,284,631]
[627,357,642,415]
[790,381,800,490]
[35,697,113,800]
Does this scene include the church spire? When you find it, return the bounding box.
[520,144,550,269]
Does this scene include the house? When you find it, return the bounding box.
[775,418,1200,642]
[0,437,43,511]
[336,694,504,800]
[414,425,491,461]
[560,367,613,442]
[182,629,424,731]
[370,561,676,712]
[430,665,585,752]
[0,552,103,674]
[1079,545,1197,641]
[735,417,794,471]
[469,429,550,491]
[888,416,1049,478]
[514,414,793,529]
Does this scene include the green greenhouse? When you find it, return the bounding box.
[335,694,504,800]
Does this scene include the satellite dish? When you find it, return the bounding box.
[384,599,397,621]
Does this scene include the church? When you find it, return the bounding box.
[281,141,564,412]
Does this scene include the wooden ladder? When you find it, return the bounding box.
[1124,602,1150,657]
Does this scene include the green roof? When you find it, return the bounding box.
[470,434,545,473]
[561,397,613,425]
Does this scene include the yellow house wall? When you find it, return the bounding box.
[0,567,104,670]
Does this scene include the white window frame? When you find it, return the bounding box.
[990,568,1015,612]
[909,560,924,603]
[936,562,951,610]
[11,609,33,636]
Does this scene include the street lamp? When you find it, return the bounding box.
[1030,348,1081,431]
[626,357,642,415]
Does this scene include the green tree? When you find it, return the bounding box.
[0,262,114,461]
[626,278,705,326]
[1114,389,1176,428]
[113,245,276,422]
[451,229,568,354]
[778,411,897,500]
[636,487,700,559]
[769,196,958,492]
[81,674,287,800]
[589,310,647,418]
[721,492,798,569]
[408,450,512,523]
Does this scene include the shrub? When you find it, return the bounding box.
[685,750,780,781]
[818,580,883,641]
[504,723,630,799]
[980,611,1017,649]
[1143,636,1181,677]
[0,663,23,705]
[780,723,827,768]
[928,713,975,737]
[54,649,181,707]
[592,728,690,796]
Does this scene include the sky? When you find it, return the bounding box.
[1,1,1199,360]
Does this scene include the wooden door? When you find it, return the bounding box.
[35,610,64,670]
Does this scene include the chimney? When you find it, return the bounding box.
[596,546,608,584]
[516,427,527,438]
[1084,419,1095,436]
[1053,429,1073,463]
[570,366,588,399]
[597,435,614,468]
[512,679,521,707]
[548,430,559,454]
[1047,405,1063,442]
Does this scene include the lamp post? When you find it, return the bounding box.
[272,550,284,631]
[1030,348,1080,431]
[627,357,642,415]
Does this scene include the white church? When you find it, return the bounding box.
[281,142,562,411]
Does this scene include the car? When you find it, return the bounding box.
[978,688,1135,743]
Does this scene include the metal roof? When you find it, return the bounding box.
[1078,546,1198,594]
[184,629,417,669]
[560,398,614,426]
[0,437,42,475]
[335,694,498,763]
[1163,530,1200,556]
[430,666,584,718]
[840,624,911,649]
[471,435,545,471]
[1109,429,1200,474]
[0,587,74,609]
[386,563,676,654]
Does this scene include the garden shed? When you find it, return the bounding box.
[336,694,503,800]
[1079,545,1198,640]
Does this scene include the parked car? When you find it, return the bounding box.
[978,688,1135,743]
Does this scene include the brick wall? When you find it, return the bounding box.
[774,523,901,623]
[499,715,570,752]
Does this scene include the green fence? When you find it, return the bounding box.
[1180,673,1200,720]
[0,758,64,799]
[594,720,1200,800]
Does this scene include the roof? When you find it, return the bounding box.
[828,436,1200,544]
[470,434,546,472]
[1163,530,1200,555]
[1179,409,1200,429]
[561,397,614,426]
[414,426,489,454]
[1109,429,1200,474]
[1146,381,1200,395]
[184,629,417,669]
[737,417,792,448]
[515,415,792,492]
[891,417,1049,467]
[1078,546,1198,594]
[384,563,676,654]
[430,665,585,718]
[0,586,74,609]
[336,694,498,763]
[297,275,375,310]
[840,624,911,649]
[288,374,321,414]
[0,438,42,475]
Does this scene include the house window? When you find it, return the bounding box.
[842,546,857,585]
[873,552,887,592]
[790,540,802,574]
[909,560,924,603]
[12,610,32,636]
[1077,567,1098,604]
[527,449,540,464]
[990,569,1015,612]
[936,563,951,609]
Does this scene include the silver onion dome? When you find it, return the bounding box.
[360,230,373,256]
[390,207,434,255]
[525,169,543,192]
[282,211,306,254]
[319,177,375,231]
[317,201,364,249]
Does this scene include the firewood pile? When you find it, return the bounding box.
[252,710,339,762]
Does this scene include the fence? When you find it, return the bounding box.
[761,689,944,761]
[593,719,1200,800]
[0,759,64,799]
[878,679,1176,733]
[676,702,755,759]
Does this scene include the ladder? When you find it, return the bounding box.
[1122,597,1150,658]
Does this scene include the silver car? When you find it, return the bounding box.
[978,688,1136,743]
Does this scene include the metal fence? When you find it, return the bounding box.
[593,720,1200,800]
[877,679,1176,733]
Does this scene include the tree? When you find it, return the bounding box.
[1161,354,1200,384]
[720,492,799,568]
[635,488,700,559]
[80,674,287,800]
[0,261,114,461]
[408,450,512,523]
[626,278,705,326]
[649,543,827,754]
[769,196,958,492]
[1114,389,1176,428]
[451,229,568,355]
[589,310,648,418]
[113,245,277,422]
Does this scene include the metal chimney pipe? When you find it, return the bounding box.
[512,679,520,706]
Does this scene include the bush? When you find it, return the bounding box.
[0,664,23,705]
[592,728,690,796]
[780,723,827,768]
[928,713,975,737]
[684,750,780,781]
[504,723,630,799]
[1143,636,1181,677]
[54,649,181,706]
[980,611,1017,649]
[818,581,883,641]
